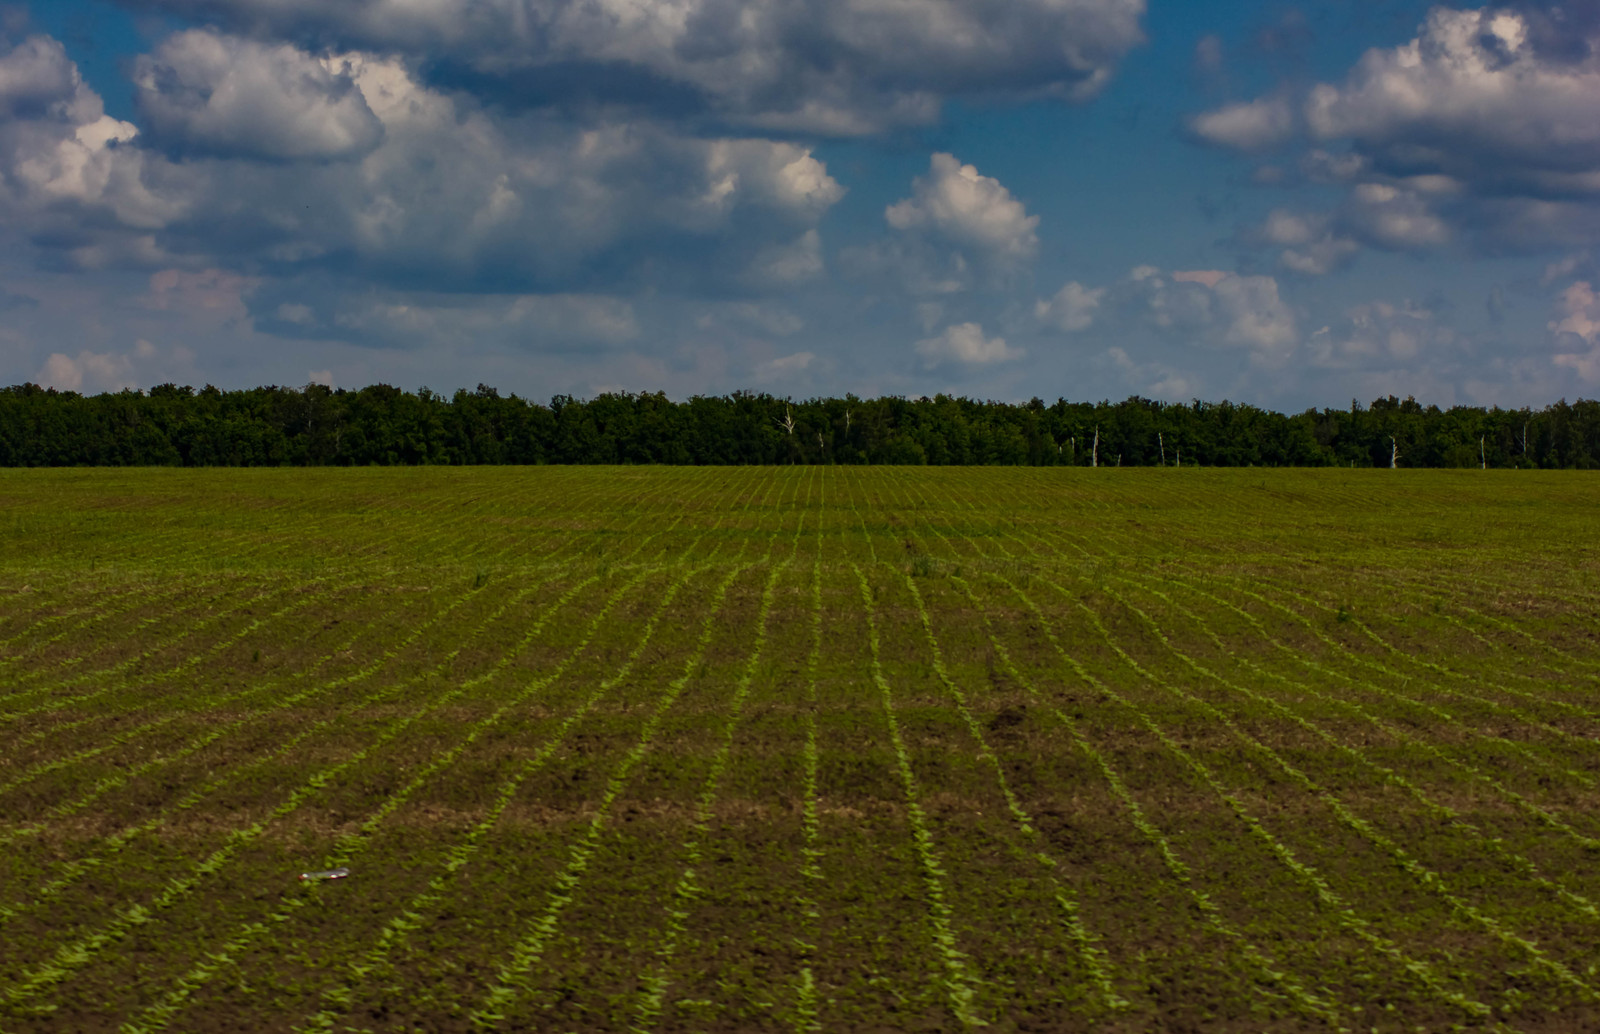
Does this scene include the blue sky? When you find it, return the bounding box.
[2,0,1597,409]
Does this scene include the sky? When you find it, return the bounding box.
[2,0,1599,410]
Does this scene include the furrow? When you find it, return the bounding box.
[848,562,987,1030]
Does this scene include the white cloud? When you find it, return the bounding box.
[1254,208,1359,275]
[1279,239,1359,275]
[1548,280,1600,384]
[326,291,640,346]
[1306,300,1456,370]
[1110,267,1297,361]
[1543,252,1592,286]
[1171,269,1226,288]
[32,338,193,393]
[694,301,806,342]
[1215,8,1600,259]
[1258,209,1318,247]
[699,142,846,219]
[1305,7,1600,196]
[0,38,184,237]
[133,30,384,160]
[143,268,257,321]
[1209,274,1296,357]
[753,350,816,381]
[1188,96,1294,151]
[745,229,824,287]
[1241,187,1447,275]
[1550,280,1600,344]
[0,34,847,293]
[1107,345,1193,400]
[914,321,1022,366]
[1036,280,1104,332]
[1343,182,1450,250]
[886,153,1039,262]
[838,237,970,296]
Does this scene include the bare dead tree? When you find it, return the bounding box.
[1175,446,1180,467]
[776,405,796,437]
[1092,427,1099,468]
[1521,420,1529,461]
[1480,435,1486,470]
[1158,432,1166,466]
[1389,435,1400,469]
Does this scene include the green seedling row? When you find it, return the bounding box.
[1,466,1597,1032]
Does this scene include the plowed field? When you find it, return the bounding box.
[2,466,1597,1032]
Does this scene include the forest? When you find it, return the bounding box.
[2,381,1597,468]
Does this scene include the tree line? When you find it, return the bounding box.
[2,382,1597,468]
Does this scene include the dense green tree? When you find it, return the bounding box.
[4,382,1599,468]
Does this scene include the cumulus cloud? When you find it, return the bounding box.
[700,141,846,220]
[36,349,132,392]
[1202,7,1600,259]
[1342,182,1450,249]
[1550,279,1600,383]
[1107,345,1192,399]
[0,34,847,296]
[1306,299,1459,372]
[744,229,825,288]
[1543,251,1593,286]
[320,291,642,347]
[132,30,384,160]
[753,350,816,381]
[1238,177,1451,273]
[886,153,1039,262]
[0,35,84,118]
[0,36,188,243]
[914,322,1021,366]
[116,0,1147,135]
[1036,280,1104,331]
[1188,96,1294,151]
[1208,273,1296,356]
[1108,266,1297,361]
[1305,8,1600,194]
[33,337,194,392]
[838,238,971,296]
[1171,269,1226,288]
[1251,208,1359,275]
[143,267,257,320]
[1550,280,1600,343]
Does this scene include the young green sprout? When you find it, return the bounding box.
[299,867,350,882]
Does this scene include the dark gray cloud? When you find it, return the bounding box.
[108,0,1147,134]
[0,33,80,117]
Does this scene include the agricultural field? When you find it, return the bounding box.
[2,466,1599,1033]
